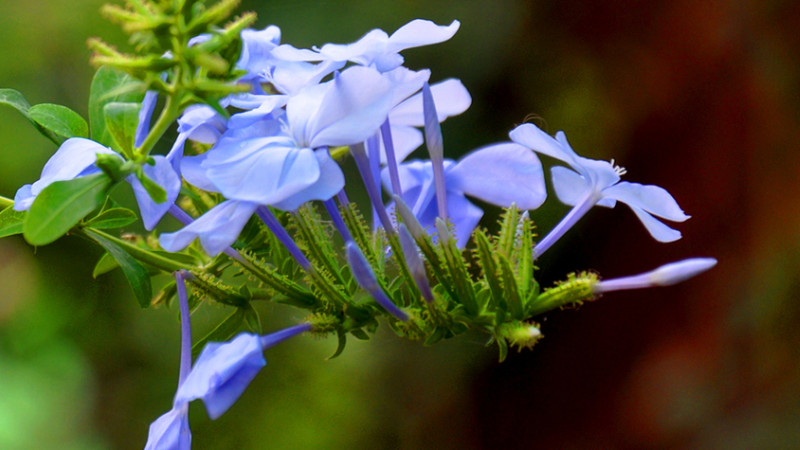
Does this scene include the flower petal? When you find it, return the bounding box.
[144,405,190,450]
[390,78,471,126]
[159,200,258,255]
[509,124,578,166]
[307,67,395,148]
[627,203,683,242]
[448,143,546,210]
[271,149,344,211]
[174,333,266,420]
[603,181,690,222]
[386,20,460,54]
[129,156,181,230]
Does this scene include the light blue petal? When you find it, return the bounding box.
[383,67,430,108]
[389,78,471,126]
[446,193,483,248]
[551,166,594,207]
[180,154,219,192]
[15,138,119,210]
[271,149,344,211]
[603,181,690,222]
[174,333,265,420]
[159,201,258,255]
[386,19,460,54]
[307,67,395,148]
[448,142,546,210]
[238,25,281,74]
[12,185,34,211]
[626,204,683,242]
[317,29,390,65]
[176,104,227,144]
[204,139,320,204]
[144,405,190,450]
[509,124,578,166]
[269,59,343,95]
[129,156,182,230]
[227,95,288,129]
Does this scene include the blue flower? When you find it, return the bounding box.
[509,123,690,257]
[159,200,258,256]
[174,324,312,420]
[13,137,180,231]
[385,142,546,247]
[273,19,460,73]
[13,138,119,211]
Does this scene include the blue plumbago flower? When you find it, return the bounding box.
[13,137,119,211]
[384,142,546,247]
[13,137,180,230]
[509,123,690,258]
[237,25,343,96]
[199,66,394,205]
[272,19,460,73]
[174,323,313,420]
[593,258,717,293]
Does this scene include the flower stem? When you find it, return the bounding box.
[533,191,597,259]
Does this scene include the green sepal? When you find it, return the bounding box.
[0,206,25,238]
[191,308,246,358]
[329,330,347,359]
[85,207,138,229]
[89,66,144,148]
[84,228,152,308]
[436,219,478,316]
[23,173,113,246]
[498,254,523,320]
[133,164,167,204]
[350,328,370,340]
[103,102,141,158]
[28,104,89,143]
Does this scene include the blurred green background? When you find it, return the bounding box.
[1,0,799,448]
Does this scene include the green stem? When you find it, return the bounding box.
[80,227,185,272]
[0,195,13,208]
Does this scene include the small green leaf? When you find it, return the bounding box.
[103,102,141,157]
[89,66,144,148]
[0,206,25,238]
[0,88,32,117]
[86,207,137,229]
[28,104,89,141]
[85,229,152,308]
[350,328,370,340]
[93,252,119,277]
[23,173,113,245]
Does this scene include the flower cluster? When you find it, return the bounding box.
[0,2,717,448]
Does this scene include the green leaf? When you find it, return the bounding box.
[93,252,119,277]
[84,229,152,308]
[0,206,25,238]
[0,89,60,145]
[103,102,141,157]
[28,104,89,142]
[0,88,32,117]
[134,167,167,204]
[89,66,144,148]
[85,207,137,229]
[23,173,113,246]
